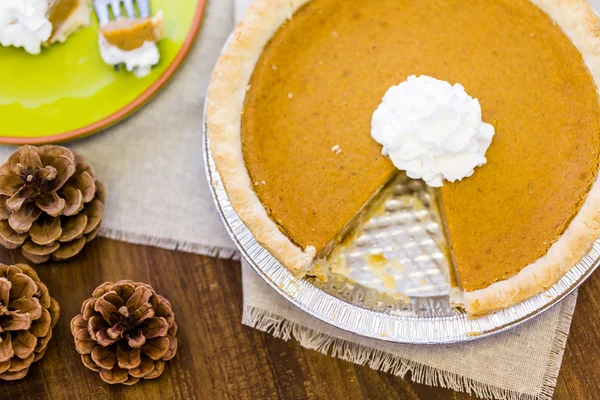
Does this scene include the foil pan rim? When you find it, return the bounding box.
[202,98,599,345]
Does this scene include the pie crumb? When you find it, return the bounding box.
[288,92,293,99]
[331,144,342,154]
[365,251,387,267]
[381,274,397,290]
[411,194,424,211]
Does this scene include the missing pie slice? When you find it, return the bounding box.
[207,0,600,316]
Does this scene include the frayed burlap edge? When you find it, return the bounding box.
[242,294,577,400]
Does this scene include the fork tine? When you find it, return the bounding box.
[92,0,123,72]
[109,0,122,19]
[122,0,136,18]
[136,0,151,18]
[93,0,111,26]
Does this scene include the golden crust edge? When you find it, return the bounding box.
[206,0,315,276]
[464,0,600,316]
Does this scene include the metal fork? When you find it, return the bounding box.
[92,0,152,71]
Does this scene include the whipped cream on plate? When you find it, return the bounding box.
[371,75,495,187]
[0,0,52,54]
[98,36,160,78]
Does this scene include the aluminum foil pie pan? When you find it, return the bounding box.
[202,110,599,344]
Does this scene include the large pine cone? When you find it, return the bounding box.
[0,263,59,380]
[71,280,178,385]
[0,145,105,263]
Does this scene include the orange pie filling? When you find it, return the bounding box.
[47,0,79,33]
[100,17,163,51]
[45,0,91,45]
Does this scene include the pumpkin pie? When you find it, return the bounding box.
[0,0,91,54]
[207,0,600,316]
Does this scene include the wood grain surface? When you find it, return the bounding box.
[0,238,596,399]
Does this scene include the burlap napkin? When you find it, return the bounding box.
[242,261,577,400]
[0,0,589,398]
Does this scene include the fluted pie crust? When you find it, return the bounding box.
[206,0,600,316]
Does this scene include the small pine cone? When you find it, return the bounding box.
[0,263,59,380]
[0,145,105,263]
[71,280,178,385]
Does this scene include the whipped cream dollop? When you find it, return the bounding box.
[0,0,52,54]
[98,36,160,78]
[371,75,495,187]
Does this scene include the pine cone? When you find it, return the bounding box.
[71,280,178,385]
[0,263,59,380]
[0,145,105,263]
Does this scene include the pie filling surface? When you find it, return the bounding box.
[47,0,79,35]
[239,0,600,302]
[101,18,158,51]
[46,0,90,43]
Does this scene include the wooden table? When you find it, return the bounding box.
[0,238,596,399]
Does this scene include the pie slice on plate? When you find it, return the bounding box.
[46,0,91,44]
[0,0,91,54]
[207,0,600,316]
[98,11,165,77]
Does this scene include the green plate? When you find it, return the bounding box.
[0,0,207,144]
